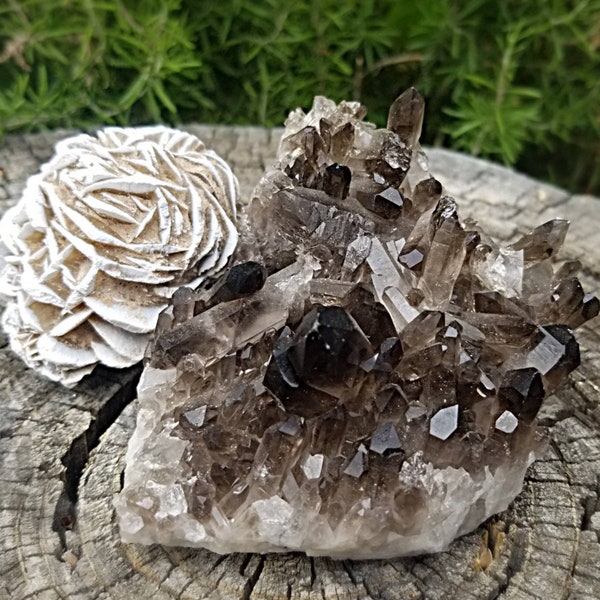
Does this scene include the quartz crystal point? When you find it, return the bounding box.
[0,126,239,385]
[116,91,598,559]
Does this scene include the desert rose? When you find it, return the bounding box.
[0,126,239,386]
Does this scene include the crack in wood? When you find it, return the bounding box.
[240,553,254,577]
[580,487,599,533]
[340,560,357,586]
[241,554,265,600]
[309,556,316,589]
[207,553,228,575]
[51,365,142,550]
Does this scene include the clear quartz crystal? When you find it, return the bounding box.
[429,405,459,441]
[116,89,598,559]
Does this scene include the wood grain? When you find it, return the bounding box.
[0,126,598,600]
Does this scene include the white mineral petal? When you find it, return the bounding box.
[83,296,164,334]
[88,317,149,360]
[36,335,97,367]
[90,339,140,369]
[48,308,94,337]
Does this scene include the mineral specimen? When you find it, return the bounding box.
[0,126,239,385]
[115,90,598,558]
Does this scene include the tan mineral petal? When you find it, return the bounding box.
[0,126,239,385]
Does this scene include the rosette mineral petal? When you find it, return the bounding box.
[0,126,239,385]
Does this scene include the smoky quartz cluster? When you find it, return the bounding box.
[115,89,598,558]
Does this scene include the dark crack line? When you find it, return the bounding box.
[341,559,358,586]
[240,553,253,577]
[52,364,142,550]
[309,556,316,589]
[207,553,228,574]
[241,554,265,600]
[360,573,376,600]
[581,475,600,533]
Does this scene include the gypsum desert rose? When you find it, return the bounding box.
[115,90,599,559]
[0,126,238,386]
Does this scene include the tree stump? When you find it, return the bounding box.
[1,126,599,600]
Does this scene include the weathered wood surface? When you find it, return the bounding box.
[0,125,599,600]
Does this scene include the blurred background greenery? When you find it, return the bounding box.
[1,0,599,194]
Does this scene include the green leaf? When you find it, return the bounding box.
[151,79,177,114]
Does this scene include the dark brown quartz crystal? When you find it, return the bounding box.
[116,89,598,559]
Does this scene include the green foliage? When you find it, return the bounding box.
[1,0,599,193]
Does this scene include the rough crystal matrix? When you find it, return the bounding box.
[115,90,598,558]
